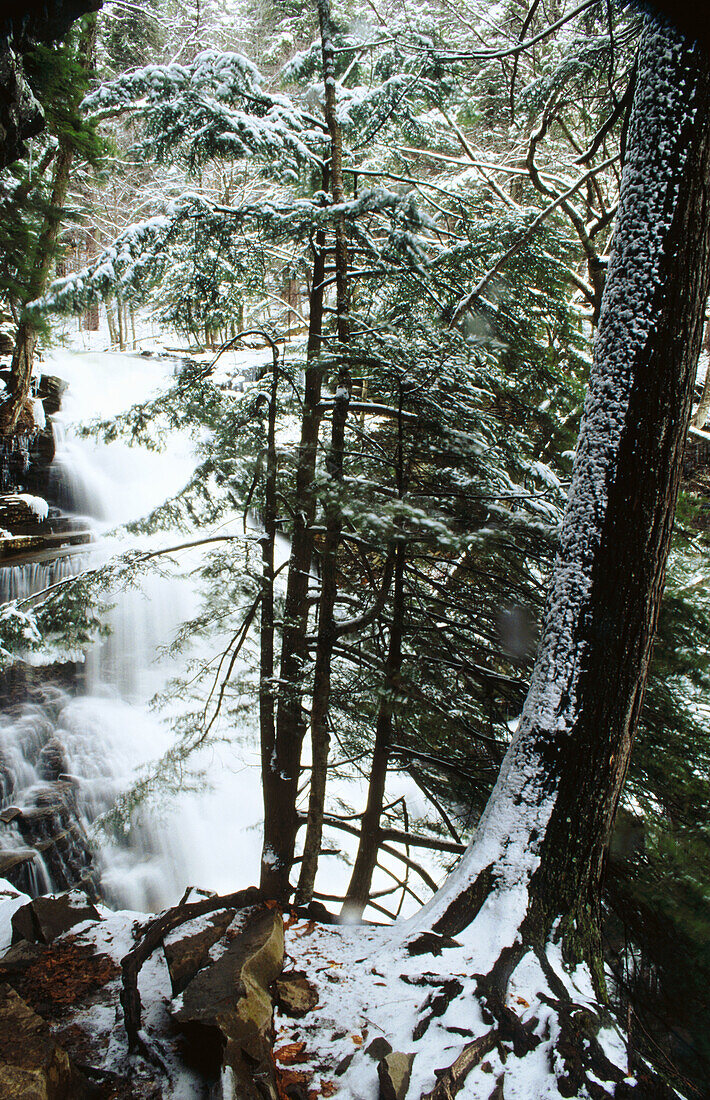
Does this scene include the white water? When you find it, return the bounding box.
[0,349,267,910]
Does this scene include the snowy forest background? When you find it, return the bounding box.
[0,1,708,1098]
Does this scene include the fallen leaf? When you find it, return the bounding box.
[351,1034,363,1046]
[277,1067,310,1092]
[515,996,530,1008]
[275,1041,309,1065]
[320,1082,337,1096]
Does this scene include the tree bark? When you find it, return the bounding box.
[259,339,279,869]
[342,541,406,917]
[2,142,73,434]
[415,16,710,990]
[259,175,329,899]
[294,0,352,907]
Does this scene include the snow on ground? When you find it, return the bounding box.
[0,877,30,950]
[276,914,634,1099]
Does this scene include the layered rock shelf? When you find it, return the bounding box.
[0,372,93,564]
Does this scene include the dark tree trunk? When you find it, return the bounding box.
[260,0,355,902]
[259,177,329,899]
[294,0,352,906]
[2,142,73,434]
[2,16,96,436]
[259,340,279,867]
[419,17,710,991]
[343,542,406,917]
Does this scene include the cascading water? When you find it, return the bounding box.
[0,348,266,911]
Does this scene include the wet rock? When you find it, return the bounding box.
[10,783,99,898]
[163,907,237,996]
[0,982,91,1098]
[0,432,32,493]
[37,376,68,416]
[0,491,46,533]
[36,738,69,782]
[0,847,41,893]
[377,1051,415,1100]
[273,971,319,1017]
[11,889,101,945]
[27,424,56,491]
[172,903,284,1099]
[366,1036,393,1061]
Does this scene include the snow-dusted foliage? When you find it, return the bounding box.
[84,50,327,175]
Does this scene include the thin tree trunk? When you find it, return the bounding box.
[691,317,710,426]
[342,541,406,917]
[259,175,329,899]
[106,301,118,346]
[2,143,73,434]
[294,0,352,907]
[259,340,279,863]
[416,19,710,992]
[116,291,125,351]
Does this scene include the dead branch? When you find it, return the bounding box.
[120,885,263,1049]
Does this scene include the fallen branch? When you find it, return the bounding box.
[422,1029,498,1099]
[120,885,263,1049]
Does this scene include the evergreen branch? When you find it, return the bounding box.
[450,154,620,326]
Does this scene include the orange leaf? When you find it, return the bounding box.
[278,1067,310,1089]
[515,996,530,1008]
[351,1034,363,1046]
[275,1041,309,1065]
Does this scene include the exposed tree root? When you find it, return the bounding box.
[409,940,681,1099]
[423,1029,498,1099]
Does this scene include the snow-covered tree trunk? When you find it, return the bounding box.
[411,13,710,986]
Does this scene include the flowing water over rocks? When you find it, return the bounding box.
[0,349,265,911]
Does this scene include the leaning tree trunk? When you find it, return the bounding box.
[412,15,710,991]
[2,142,73,435]
[342,541,406,917]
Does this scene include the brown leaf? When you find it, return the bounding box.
[277,1067,310,1094]
[275,1041,309,1065]
[351,1034,363,1046]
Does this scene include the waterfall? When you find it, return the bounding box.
[0,349,265,911]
